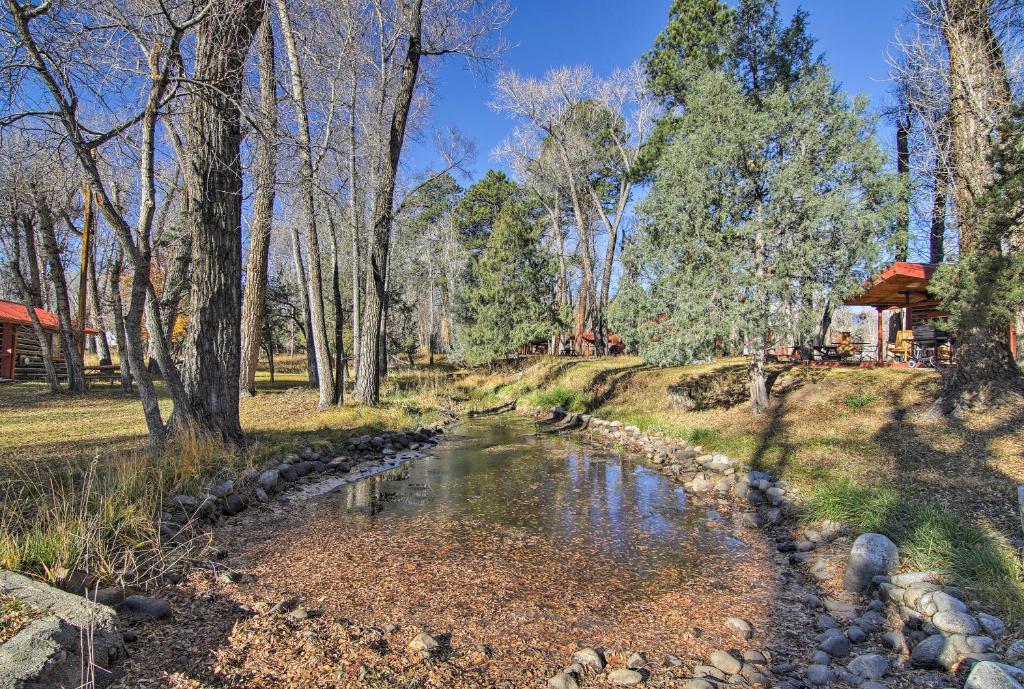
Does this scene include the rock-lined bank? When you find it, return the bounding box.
[534,406,1023,689]
[1,419,456,689]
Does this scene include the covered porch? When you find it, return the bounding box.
[843,261,1018,367]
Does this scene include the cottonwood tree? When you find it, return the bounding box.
[179,0,266,442]
[493,63,657,355]
[240,5,280,398]
[614,67,897,413]
[922,0,1024,410]
[350,0,510,405]
[4,0,265,445]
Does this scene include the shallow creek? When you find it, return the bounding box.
[220,417,781,686]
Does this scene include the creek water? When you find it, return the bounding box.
[234,416,770,686]
[321,417,748,584]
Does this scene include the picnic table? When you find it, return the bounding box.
[813,342,872,362]
[83,364,131,387]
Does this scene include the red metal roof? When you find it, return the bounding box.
[845,262,940,308]
[0,300,98,335]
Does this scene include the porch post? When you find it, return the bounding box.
[876,308,884,363]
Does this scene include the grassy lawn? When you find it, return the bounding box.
[0,359,441,587]
[416,356,1024,623]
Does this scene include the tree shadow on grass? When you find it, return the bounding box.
[583,363,654,412]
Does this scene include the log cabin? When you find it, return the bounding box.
[0,300,98,381]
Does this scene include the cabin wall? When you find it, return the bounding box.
[0,323,14,380]
[10,325,66,381]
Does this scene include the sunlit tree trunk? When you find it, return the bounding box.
[939,0,1020,410]
[240,6,278,398]
[276,0,334,408]
[180,0,264,443]
[354,0,424,405]
[32,185,85,392]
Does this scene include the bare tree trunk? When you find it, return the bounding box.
[353,0,424,405]
[548,199,566,355]
[275,0,334,409]
[21,214,43,309]
[554,144,597,347]
[32,185,85,392]
[930,115,950,264]
[749,347,769,413]
[157,235,191,348]
[180,0,264,443]
[347,43,362,378]
[895,110,911,262]
[938,0,1021,411]
[87,243,111,364]
[108,247,133,393]
[329,210,346,405]
[240,5,278,398]
[3,211,60,392]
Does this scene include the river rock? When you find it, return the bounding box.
[408,632,439,654]
[626,651,647,669]
[844,533,899,592]
[819,629,850,657]
[930,590,969,614]
[709,650,742,675]
[120,595,170,620]
[805,664,833,686]
[911,634,949,668]
[607,669,644,686]
[725,616,754,639]
[978,613,1008,638]
[258,469,279,493]
[966,636,996,654]
[572,647,605,672]
[1006,640,1024,662]
[964,661,1024,689]
[171,495,198,513]
[208,479,234,498]
[683,681,715,689]
[848,653,888,680]
[933,610,980,635]
[222,493,246,515]
[548,672,580,689]
[847,625,867,644]
[881,630,908,653]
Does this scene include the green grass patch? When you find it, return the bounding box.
[807,478,1024,623]
[843,392,879,410]
[530,387,588,413]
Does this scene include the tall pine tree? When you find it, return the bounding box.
[456,202,557,365]
[612,67,898,412]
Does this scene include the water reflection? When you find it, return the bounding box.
[326,418,745,576]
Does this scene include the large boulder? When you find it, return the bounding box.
[964,661,1024,689]
[844,533,899,592]
[0,570,125,689]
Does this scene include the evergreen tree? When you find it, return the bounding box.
[612,67,898,413]
[639,0,818,175]
[455,170,523,254]
[455,203,557,365]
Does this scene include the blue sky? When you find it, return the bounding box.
[410,0,909,182]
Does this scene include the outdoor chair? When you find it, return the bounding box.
[833,332,857,360]
[887,330,913,362]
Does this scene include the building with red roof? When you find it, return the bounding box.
[0,300,98,380]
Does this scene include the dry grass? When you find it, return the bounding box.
[0,358,440,587]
